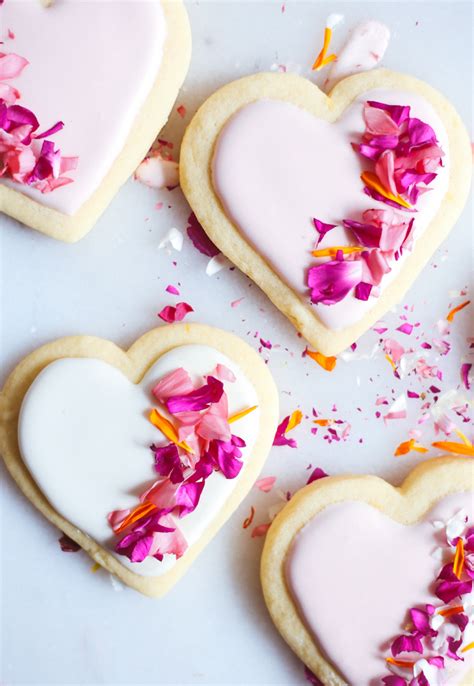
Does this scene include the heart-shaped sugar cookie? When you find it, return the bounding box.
[180,71,471,355]
[261,458,474,685]
[0,324,278,596]
[0,0,191,242]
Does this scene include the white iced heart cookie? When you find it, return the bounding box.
[261,458,474,685]
[0,325,278,596]
[0,0,191,242]
[180,71,471,355]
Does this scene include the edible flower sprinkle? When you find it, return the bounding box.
[307,101,443,309]
[0,51,77,191]
[382,511,474,685]
[311,14,342,71]
[108,365,255,564]
[273,410,303,448]
[305,349,337,371]
[446,300,470,322]
[394,438,428,457]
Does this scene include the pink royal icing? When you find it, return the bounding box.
[0,0,166,214]
[212,91,449,330]
[286,493,474,685]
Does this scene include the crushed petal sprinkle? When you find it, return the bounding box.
[242,506,255,529]
[446,300,470,322]
[312,26,337,71]
[394,438,428,456]
[305,348,337,371]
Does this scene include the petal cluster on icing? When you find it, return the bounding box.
[307,100,444,310]
[0,51,77,192]
[383,510,474,685]
[108,365,256,564]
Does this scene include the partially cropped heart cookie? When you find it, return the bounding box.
[0,0,191,242]
[261,458,474,685]
[180,71,471,355]
[0,324,278,596]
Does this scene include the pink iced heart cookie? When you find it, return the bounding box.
[0,325,278,596]
[180,71,471,355]
[261,458,474,685]
[0,0,191,242]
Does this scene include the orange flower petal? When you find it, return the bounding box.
[242,506,255,529]
[306,349,337,371]
[313,418,333,427]
[394,438,428,457]
[453,538,465,579]
[439,605,464,618]
[361,171,412,209]
[114,501,157,534]
[149,408,193,453]
[431,441,474,457]
[312,27,335,71]
[446,300,470,322]
[311,246,364,258]
[386,657,415,668]
[286,409,303,432]
[229,405,258,424]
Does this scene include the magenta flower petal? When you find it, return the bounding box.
[355,281,373,301]
[366,100,411,126]
[175,479,205,517]
[407,117,437,147]
[460,363,472,390]
[187,212,220,257]
[382,678,407,686]
[312,217,337,245]
[308,259,363,305]
[391,634,423,657]
[306,467,328,485]
[167,376,224,413]
[273,416,297,448]
[151,443,184,484]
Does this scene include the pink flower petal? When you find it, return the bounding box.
[255,476,276,493]
[152,368,194,402]
[214,363,236,382]
[158,301,194,323]
[0,52,29,80]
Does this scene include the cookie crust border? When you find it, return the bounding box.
[0,324,279,597]
[0,0,191,243]
[260,457,474,685]
[180,70,472,356]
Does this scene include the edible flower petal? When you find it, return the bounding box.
[187,212,220,257]
[312,217,337,245]
[308,259,363,304]
[152,368,194,402]
[305,348,337,371]
[167,376,224,413]
[158,302,194,323]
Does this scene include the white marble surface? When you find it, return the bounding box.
[0,1,472,684]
